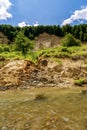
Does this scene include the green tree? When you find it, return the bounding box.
[14,31,34,54]
[79,31,83,41]
[83,33,87,41]
[61,33,81,47]
[62,24,72,36]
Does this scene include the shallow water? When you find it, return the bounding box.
[0,88,87,130]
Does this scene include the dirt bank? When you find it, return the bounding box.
[0,57,87,90]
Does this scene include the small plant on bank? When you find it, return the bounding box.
[61,47,69,52]
[74,78,85,86]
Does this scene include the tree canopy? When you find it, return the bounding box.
[14,31,34,54]
[0,24,87,43]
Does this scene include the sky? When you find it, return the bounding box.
[0,0,87,27]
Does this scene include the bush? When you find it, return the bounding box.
[61,47,69,52]
[61,33,81,47]
[0,47,3,53]
[3,46,10,52]
[74,78,85,86]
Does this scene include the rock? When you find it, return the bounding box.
[0,57,5,61]
[81,90,87,94]
[62,116,69,122]
[2,126,8,130]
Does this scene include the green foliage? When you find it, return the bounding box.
[0,44,11,53]
[14,31,34,54]
[3,46,10,52]
[62,24,72,35]
[74,78,85,86]
[61,47,69,52]
[0,24,20,42]
[83,33,87,41]
[1,24,87,43]
[61,33,81,47]
[0,47,3,53]
[28,33,34,40]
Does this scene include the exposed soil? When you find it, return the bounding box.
[35,33,62,50]
[0,57,87,90]
[0,32,9,44]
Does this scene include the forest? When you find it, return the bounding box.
[0,24,87,43]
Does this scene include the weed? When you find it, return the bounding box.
[74,78,85,86]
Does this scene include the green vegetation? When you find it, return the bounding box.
[14,31,34,54]
[0,44,10,52]
[0,88,87,130]
[74,78,85,86]
[0,42,87,62]
[0,24,87,62]
[61,33,81,47]
[34,44,87,60]
[1,24,87,42]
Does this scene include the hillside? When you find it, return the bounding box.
[0,32,9,44]
[0,31,87,90]
[35,33,62,50]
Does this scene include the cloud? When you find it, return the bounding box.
[18,21,39,27]
[0,0,12,20]
[18,21,31,27]
[61,6,87,26]
[33,21,39,27]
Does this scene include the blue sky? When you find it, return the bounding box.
[0,0,87,26]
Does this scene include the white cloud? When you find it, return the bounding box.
[33,21,39,27]
[18,21,31,27]
[0,0,12,20]
[62,6,87,26]
[18,21,39,27]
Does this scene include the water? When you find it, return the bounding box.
[0,88,87,130]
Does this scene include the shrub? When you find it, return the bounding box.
[61,47,69,52]
[74,78,85,86]
[0,47,3,53]
[3,46,10,52]
[61,33,81,47]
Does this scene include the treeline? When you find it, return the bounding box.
[0,24,87,43]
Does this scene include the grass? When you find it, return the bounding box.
[0,44,87,62]
[0,87,87,130]
[35,44,87,59]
